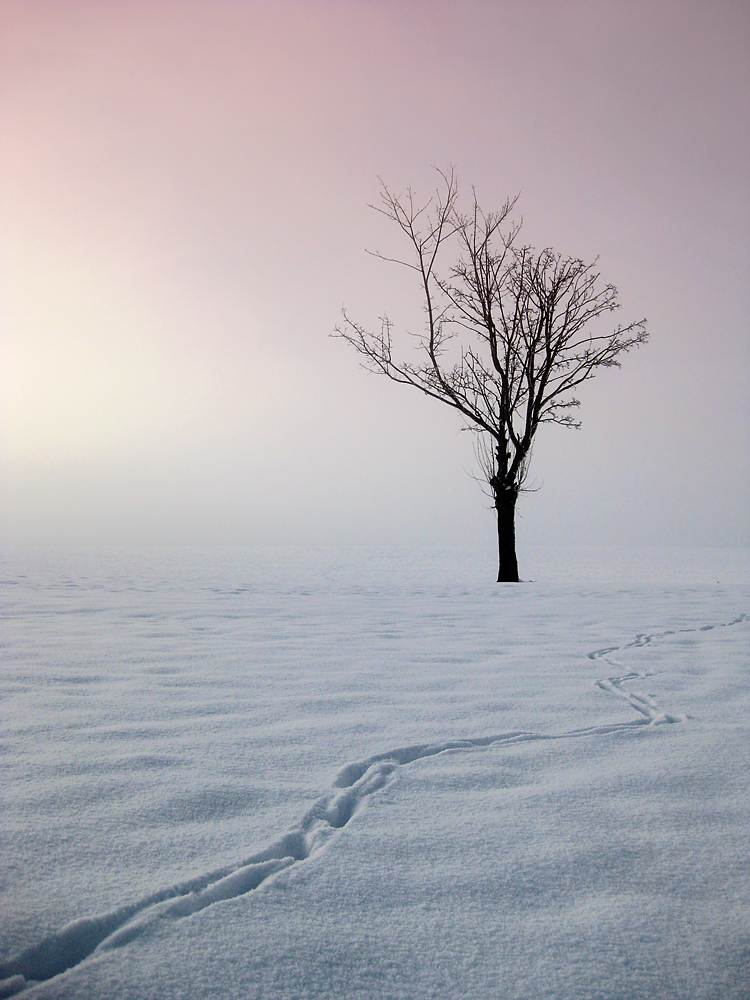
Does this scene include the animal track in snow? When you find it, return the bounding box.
[588,613,747,724]
[1,613,747,997]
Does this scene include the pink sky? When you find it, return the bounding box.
[1,0,748,548]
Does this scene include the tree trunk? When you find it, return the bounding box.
[495,487,519,583]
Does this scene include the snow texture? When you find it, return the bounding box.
[1,545,749,999]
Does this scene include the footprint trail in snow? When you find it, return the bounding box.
[588,613,747,723]
[1,613,746,997]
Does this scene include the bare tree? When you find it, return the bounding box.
[335,169,648,581]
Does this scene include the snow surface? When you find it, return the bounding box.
[1,545,749,999]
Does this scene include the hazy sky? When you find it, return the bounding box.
[2,0,748,551]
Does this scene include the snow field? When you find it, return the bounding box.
[1,546,748,998]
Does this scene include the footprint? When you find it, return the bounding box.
[2,612,746,995]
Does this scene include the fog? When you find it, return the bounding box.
[2,0,748,550]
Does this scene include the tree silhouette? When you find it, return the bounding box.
[336,169,648,581]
